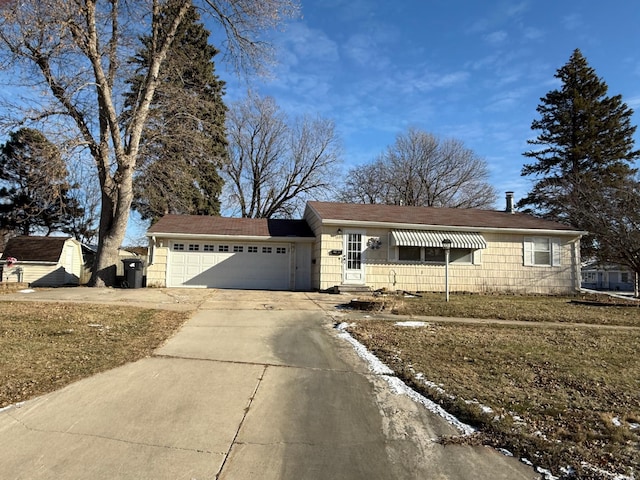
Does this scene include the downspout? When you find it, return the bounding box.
[574,237,581,293]
[149,236,156,265]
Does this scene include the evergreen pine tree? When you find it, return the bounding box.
[124,0,227,223]
[0,128,84,236]
[518,48,639,234]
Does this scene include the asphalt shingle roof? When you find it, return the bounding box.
[147,215,315,238]
[306,201,581,232]
[1,236,70,263]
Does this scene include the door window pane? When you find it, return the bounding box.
[347,234,361,269]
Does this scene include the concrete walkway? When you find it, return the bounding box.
[0,289,539,479]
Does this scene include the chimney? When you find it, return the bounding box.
[505,191,515,214]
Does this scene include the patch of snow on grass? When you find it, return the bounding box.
[537,466,560,480]
[394,321,428,327]
[384,376,475,436]
[335,322,474,435]
[335,323,393,375]
[580,462,636,480]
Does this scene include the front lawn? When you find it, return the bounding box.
[345,294,640,479]
[0,301,189,408]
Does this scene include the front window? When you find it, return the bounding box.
[396,246,473,264]
[399,246,421,261]
[424,247,446,263]
[533,238,551,266]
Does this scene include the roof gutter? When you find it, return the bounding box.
[321,219,587,237]
[145,232,316,242]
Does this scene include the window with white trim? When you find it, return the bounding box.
[173,243,185,251]
[523,237,561,267]
[276,247,287,254]
[262,246,272,254]
[233,245,244,253]
[218,245,229,252]
[248,246,258,253]
[188,244,200,251]
[203,244,215,252]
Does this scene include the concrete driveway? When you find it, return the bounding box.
[0,288,539,479]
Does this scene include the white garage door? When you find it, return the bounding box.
[168,241,291,289]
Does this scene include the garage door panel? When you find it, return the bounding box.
[168,243,291,290]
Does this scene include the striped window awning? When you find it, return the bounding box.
[390,230,487,249]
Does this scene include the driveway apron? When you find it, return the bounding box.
[0,291,539,479]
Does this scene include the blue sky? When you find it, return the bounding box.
[127,0,640,242]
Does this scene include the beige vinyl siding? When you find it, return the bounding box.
[316,228,344,290]
[310,225,580,294]
[362,232,579,295]
[146,243,169,287]
[303,207,325,290]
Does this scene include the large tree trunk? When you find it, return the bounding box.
[89,163,134,287]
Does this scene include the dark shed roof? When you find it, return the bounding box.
[1,236,71,263]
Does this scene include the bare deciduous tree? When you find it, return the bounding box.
[0,0,299,286]
[224,92,342,218]
[340,128,497,209]
[568,175,640,296]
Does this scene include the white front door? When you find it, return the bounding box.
[342,231,365,285]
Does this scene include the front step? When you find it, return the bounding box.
[334,284,371,294]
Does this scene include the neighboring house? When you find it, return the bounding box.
[0,236,83,286]
[146,196,586,295]
[581,262,635,292]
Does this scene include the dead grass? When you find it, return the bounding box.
[347,316,640,479]
[0,301,189,408]
[369,291,640,326]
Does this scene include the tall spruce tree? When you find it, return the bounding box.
[518,49,639,240]
[0,128,85,236]
[124,0,227,224]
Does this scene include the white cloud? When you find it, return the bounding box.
[523,27,544,41]
[562,13,583,31]
[343,33,385,68]
[484,30,508,45]
[626,96,640,109]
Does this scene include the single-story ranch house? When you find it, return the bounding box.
[146,196,586,295]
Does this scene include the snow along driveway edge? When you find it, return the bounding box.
[335,322,475,436]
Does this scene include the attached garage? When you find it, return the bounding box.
[146,215,314,291]
[168,241,292,289]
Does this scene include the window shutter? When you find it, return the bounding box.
[551,238,561,266]
[472,249,482,265]
[523,237,533,266]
